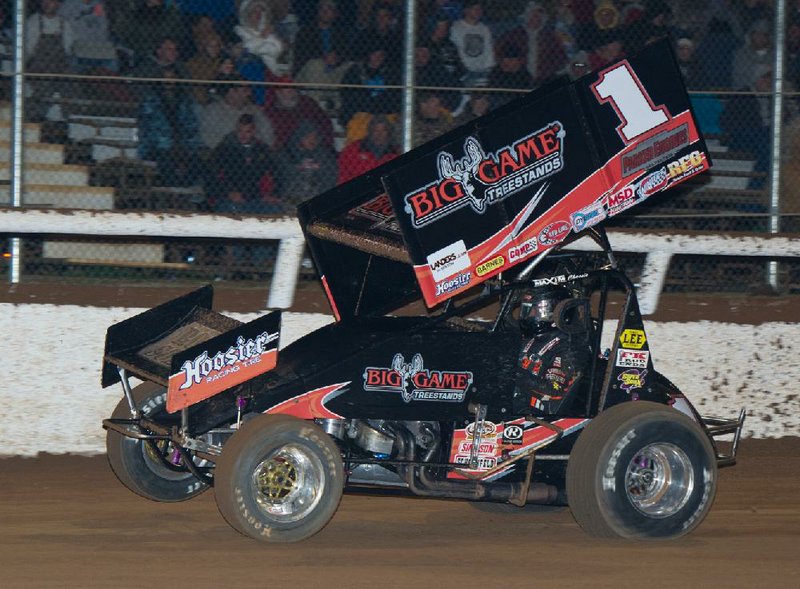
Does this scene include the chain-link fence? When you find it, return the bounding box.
[1,0,799,295]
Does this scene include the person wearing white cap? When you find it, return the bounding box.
[732,20,772,90]
[675,37,706,90]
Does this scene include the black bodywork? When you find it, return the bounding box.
[102,40,744,500]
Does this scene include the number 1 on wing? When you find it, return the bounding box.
[592,62,669,143]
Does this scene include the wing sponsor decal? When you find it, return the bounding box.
[344,193,402,235]
[403,122,566,228]
[507,236,538,263]
[604,184,639,216]
[621,123,690,177]
[411,109,705,307]
[571,199,607,233]
[666,150,707,182]
[363,353,473,403]
[352,193,395,222]
[475,255,505,277]
[435,272,472,297]
[636,167,669,198]
[538,220,572,246]
[427,239,471,282]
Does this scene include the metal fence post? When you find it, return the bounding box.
[401,0,417,153]
[9,0,26,284]
[769,0,787,289]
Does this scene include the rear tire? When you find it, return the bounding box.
[566,401,716,539]
[106,381,209,502]
[214,414,344,543]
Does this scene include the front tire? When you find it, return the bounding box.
[106,381,209,502]
[566,401,716,539]
[214,414,344,543]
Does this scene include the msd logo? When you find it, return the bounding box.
[604,186,637,216]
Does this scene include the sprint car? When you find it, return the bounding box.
[102,40,745,542]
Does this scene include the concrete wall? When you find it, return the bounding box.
[1,303,797,456]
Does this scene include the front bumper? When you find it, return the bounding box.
[702,408,746,467]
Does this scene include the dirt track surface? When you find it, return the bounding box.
[1,439,798,589]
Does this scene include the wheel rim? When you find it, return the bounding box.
[252,444,325,524]
[624,443,694,518]
[136,439,194,481]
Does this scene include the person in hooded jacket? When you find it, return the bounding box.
[235,0,289,78]
[495,1,567,86]
[273,119,338,208]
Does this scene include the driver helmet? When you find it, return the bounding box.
[518,286,570,336]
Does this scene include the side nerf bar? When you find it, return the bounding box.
[702,408,746,468]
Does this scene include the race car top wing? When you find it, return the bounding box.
[298,39,710,315]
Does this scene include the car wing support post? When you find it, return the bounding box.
[118,367,139,419]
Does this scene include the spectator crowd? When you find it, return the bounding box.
[3,0,791,216]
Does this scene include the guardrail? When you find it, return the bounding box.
[0,208,305,309]
[568,229,800,313]
[1,207,799,313]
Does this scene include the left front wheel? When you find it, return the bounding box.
[106,381,209,502]
[214,414,344,543]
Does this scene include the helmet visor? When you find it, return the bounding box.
[520,295,556,324]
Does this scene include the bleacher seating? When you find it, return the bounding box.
[68,114,140,162]
[0,100,164,267]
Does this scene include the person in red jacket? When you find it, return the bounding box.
[337,114,399,184]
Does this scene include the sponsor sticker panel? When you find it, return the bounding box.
[475,255,505,277]
[621,123,690,177]
[571,200,607,232]
[507,236,538,263]
[616,349,650,368]
[539,220,572,246]
[447,418,590,479]
[427,239,471,282]
[619,328,647,349]
[618,368,648,392]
